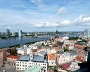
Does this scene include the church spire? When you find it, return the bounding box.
[56,29,58,34]
[55,29,59,38]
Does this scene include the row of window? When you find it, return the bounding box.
[16,67,27,70]
[29,62,47,66]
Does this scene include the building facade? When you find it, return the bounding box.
[6,29,10,36]
[16,61,47,72]
[0,50,7,65]
[84,29,88,36]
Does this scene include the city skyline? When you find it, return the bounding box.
[0,0,90,32]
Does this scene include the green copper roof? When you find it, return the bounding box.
[25,65,43,72]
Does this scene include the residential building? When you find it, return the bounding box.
[0,50,7,65]
[74,43,87,50]
[57,50,78,65]
[16,54,47,72]
[62,35,69,40]
[67,62,80,71]
[48,53,56,66]
[46,48,57,54]
[57,52,72,65]
[7,55,20,65]
[64,40,74,50]
[17,47,27,55]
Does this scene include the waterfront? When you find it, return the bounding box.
[0,33,83,48]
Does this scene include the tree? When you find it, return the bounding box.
[64,48,69,52]
[11,49,17,55]
[46,44,49,46]
[42,43,44,46]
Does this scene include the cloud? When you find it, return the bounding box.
[15,21,20,24]
[30,0,42,4]
[35,15,90,28]
[35,22,59,27]
[0,24,6,27]
[35,20,70,28]
[56,7,67,15]
[30,0,44,8]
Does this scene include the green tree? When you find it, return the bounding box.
[42,43,44,46]
[64,48,69,52]
[11,50,17,55]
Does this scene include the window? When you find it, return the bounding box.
[16,64,19,66]
[17,67,19,69]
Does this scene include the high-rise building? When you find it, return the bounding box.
[12,31,15,36]
[55,29,59,38]
[6,29,10,36]
[84,29,88,36]
[18,30,22,37]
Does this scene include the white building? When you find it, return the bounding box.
[63,35,69,40]
[27,46,32,55]
[67,62,80,71]
[17,48,27,55]
[16,53,47,72]
[12,31,15,36]
[57,52,72,65]
[64,40,74,50]
[57,50,78,65]
[46,48,57,54]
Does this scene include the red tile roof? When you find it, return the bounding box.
[48,53,56,60]
[61,63,70,70]
[74,44,86,49]
[75,56,83,62]
[7,55,20,59]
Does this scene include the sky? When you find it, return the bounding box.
[0,0,90,32]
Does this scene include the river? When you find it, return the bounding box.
[0,33,83,48]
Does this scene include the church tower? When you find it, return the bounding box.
[55,29,59,38]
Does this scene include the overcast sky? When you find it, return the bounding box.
[0,0,90,32]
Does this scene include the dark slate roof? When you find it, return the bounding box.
[55,35,59,38]
[33,55,44,62]
[57,42,64,46]
[57,51,64,54]
[39,51,47,55]
[70,50,78,55]
[18,55,30,61]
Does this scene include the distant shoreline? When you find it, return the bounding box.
[0,40,41,49]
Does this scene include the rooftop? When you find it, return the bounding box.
[57,51,64,54]
[74,44,87,49]
[61,63,70,70]
[7,55,20,59]
[48,53,56,60]
[33,55,44,62]
[75,56,83,62]
[38,51,47,55]
[25,65,43,72]
[70,50,78,55]
[18,55,30,61]
[17,48,27,51]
